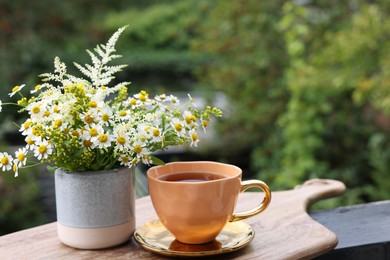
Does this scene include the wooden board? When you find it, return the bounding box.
[0,178,345,259]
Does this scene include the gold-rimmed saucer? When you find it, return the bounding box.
[133,219,254,257]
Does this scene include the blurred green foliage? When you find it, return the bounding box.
[0,166,45,236]
[193,0,390,208]
[2,0,390,234]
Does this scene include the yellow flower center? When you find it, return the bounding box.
[32,106,40,114]
[117,136,126,145]
[26,138,35,145]
[89,128,98,137]
[202,120,208,128]
[72,130,79,137]
[83,140,92,148]
[153,129,160,137]
[12,86,20,93]
[38,145,47,154]
[44,111,51,117]
[100,86,107,90]
[121,156,129,163]
[53,106,60,113]
[191,132,198,141]
[191,115,196,122]
[17,153,25,162]
[34,84,41,91]
[102,114,109,122]
[131,158,138,165]
[185,115,192,124]
[1,157,9,165]
[98,134,108,143]
[134,144,142,154]
[84,115,94,124]
[174,123,183,132]
[89,101,97,108]
[23,121,32,130]
[130,98,137,105]
[119,111,127,117]
[54,119,62,128]
[139,94,146,102]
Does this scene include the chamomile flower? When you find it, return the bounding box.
[12,164,19,177]
[25,136,36,150]
[30,84,42,94]
[34,140,53,160]
[9,84,26,97]
[154,94,168,102]
[114,132,131,151]
[83,124,104,141]
[51,114,69,131]
[137,123,152,139]
[0,152,13,171]
[19,119,33,136]
[201,117,208,133]
[132,141,149,158]
[118,155,131,167]
[14,148,28,167]
[183,110,197,126]
[28,102,45,120]
[171,118,186,136]
[116,109,131,121]
[99,107,114,126]
[94,131,113,149]
[167,95,179,105]
[134,90,149,103]
[189,129,199,147]
[81,110,97,125]
[141,154,153,165]
[151,127,162,143]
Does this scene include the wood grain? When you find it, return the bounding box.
[0,179,345,260]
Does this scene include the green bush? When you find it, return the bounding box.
[0,165,45,235]
[193,0,390,207]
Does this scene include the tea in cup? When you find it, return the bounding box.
[147,161,271,244]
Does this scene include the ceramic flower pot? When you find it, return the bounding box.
[54,167,135,249]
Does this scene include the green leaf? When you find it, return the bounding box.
[47,165,57,174]
[151,156,165,166]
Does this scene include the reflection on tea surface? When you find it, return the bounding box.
[158,172,225,183]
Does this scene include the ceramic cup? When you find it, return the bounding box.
[147,161,271,244]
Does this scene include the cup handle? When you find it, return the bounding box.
[230,180,272,222]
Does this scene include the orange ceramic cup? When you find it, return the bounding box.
[147,161,271,244]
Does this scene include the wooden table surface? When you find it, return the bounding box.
[0,179,345,260]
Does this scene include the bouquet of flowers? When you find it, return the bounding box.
[0,26,222,176]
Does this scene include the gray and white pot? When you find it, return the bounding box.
[54,167,135,249]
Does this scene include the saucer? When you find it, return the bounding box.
[133,219,254,257]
